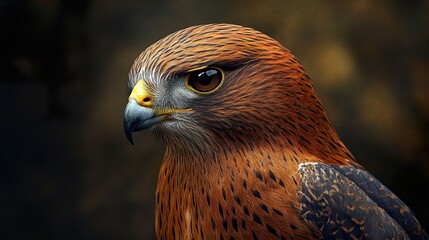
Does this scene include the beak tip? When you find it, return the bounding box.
[124,122,135,145]
[126,134,135,145]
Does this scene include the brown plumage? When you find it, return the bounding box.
[123,24,427,239]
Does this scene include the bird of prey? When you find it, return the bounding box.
[123,24,427,239]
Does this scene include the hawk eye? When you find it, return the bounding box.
[185,67,224,94]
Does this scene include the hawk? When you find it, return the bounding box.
[123,24,427,239]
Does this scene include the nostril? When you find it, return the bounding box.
[143,97,151,103]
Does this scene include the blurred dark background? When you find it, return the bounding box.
[1,0,428,239]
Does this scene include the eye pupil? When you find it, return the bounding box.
[187,67,224,93]
[197,72,212,86]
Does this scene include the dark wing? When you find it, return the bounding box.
[298,162,428,240]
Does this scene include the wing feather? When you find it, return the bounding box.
[298,162,427,240]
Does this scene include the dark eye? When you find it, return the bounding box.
[186,67,224,94]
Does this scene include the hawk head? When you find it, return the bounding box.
[124,24,338,159]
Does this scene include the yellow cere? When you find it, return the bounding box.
[129,80,154,107]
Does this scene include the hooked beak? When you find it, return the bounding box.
[123,79,192,145]
[123,79,165,145]
[123,99,169,145]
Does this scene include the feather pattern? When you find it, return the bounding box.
[299,162,426,239]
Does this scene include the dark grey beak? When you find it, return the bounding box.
[123,99,167,145]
